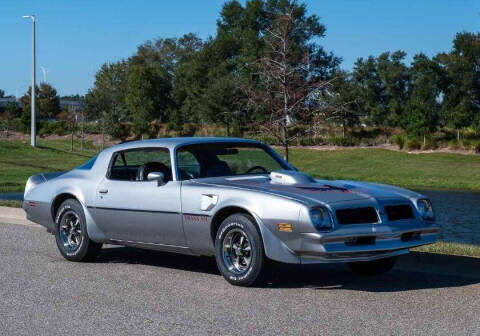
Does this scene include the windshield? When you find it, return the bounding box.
[176,142,290,180]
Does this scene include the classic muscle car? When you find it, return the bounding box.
[23,137,438,286]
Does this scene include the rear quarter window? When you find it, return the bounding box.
[77,156,97,170]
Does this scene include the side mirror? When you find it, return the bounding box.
[147,171,166,186]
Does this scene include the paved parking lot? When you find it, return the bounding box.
[1,221,479,336]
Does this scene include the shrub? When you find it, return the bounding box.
[181,123,197,137]
[329,136,356,146]
[392,134,406,149]
[448,139,460,150]
[405,138,421,150]
[473,142,480,153]
[461,139,472,150]
[422,138,438,150]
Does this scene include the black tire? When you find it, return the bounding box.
[54,199,102,262]
[215,213,266,286]
[347,256,397,275]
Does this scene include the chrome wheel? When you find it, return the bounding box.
[59,211,82,252]
[222,229,252,274]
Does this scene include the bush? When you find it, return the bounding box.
[473,142,480,153]
[405,138,421,150]
[422,138,437,150]
[448,139,460,150]
[181,123,197,137]
[461,139,472,150]
[392,134,406,149]
[328,136,356,146]
[38,121,68,137]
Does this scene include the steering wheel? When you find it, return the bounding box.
[246,165,268,174]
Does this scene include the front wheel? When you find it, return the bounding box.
[347,256,397,275]
[215,214,266,286]
[54,199,102,262]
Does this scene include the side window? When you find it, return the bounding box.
[109,148,172,182]
[177,150,201,180]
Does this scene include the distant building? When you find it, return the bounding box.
[60,99,84,111]
[0,97,18,108]
[0,97,84,110]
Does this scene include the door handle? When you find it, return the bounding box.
[99,189,108,194]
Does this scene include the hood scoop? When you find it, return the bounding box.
[269,170,316,185]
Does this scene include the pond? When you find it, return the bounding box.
[418,189,480,245]
[0,189,479,245]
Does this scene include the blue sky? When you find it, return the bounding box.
[0,0,478,96]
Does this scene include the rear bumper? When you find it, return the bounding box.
[296,224,438,264]
[23,200,54,231]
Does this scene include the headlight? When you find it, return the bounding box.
[310,207,333,231]
[416,199,435,221]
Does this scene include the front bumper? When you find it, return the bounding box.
[297,223,438,264]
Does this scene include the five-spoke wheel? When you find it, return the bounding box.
[54,199,102,261]
[215,213,266,286]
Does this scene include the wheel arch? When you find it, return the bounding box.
[210,206,254,243]
[209,205,300,264]
[51,193,79,222]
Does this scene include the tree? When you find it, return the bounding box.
[20,85,38,132]
[126,64,163,138]
[20,83,61,120]
[37,83,61,119]
[0,89,5,98]
[404,54,443,144]
[244,1,339,161]
[85,61,130,142]
[353,51,409,127]
[1,101,18,137]
[326,71,362,138]
[437,32,480,140]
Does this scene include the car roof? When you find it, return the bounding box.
[101,137,263,154]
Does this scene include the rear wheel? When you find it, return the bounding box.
[347,256,397,275]
[54,199,102,262]
[215,214,266,286]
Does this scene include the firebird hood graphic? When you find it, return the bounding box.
[194,176,423,205]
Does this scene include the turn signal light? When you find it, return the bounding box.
[278,223,293,232]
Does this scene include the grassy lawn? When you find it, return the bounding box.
[413,242,480,258]
[2,140,480,192]
[287,147,480,191]
[0,139,98,193]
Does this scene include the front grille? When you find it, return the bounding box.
[335,207,378,225]
[385,204,414,221]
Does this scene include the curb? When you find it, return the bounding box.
[0,206,41,228]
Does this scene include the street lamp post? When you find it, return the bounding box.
[22,15,36,147]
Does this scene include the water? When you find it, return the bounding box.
[418,190,480,245]
[0,192,23,201]
[1,189,479,244]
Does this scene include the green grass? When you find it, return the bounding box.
[413,242,480,258]
[0,200,22,208]
[2,140,480,192]
[0,139,98,193]
[286,147,480,191]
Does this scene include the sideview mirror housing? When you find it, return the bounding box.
[147,171,166,186]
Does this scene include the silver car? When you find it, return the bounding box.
[23,137,438,286]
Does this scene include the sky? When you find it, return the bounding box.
[0,0,478,97]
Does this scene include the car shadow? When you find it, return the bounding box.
[96,245,220,275]
[95,246,480,292]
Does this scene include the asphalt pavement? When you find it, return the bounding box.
[0,219,479,336]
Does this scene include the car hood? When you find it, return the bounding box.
[193,175,424,206]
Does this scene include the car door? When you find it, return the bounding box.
[92,147,185,247]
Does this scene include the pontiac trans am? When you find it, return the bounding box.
[23,137,438,286]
